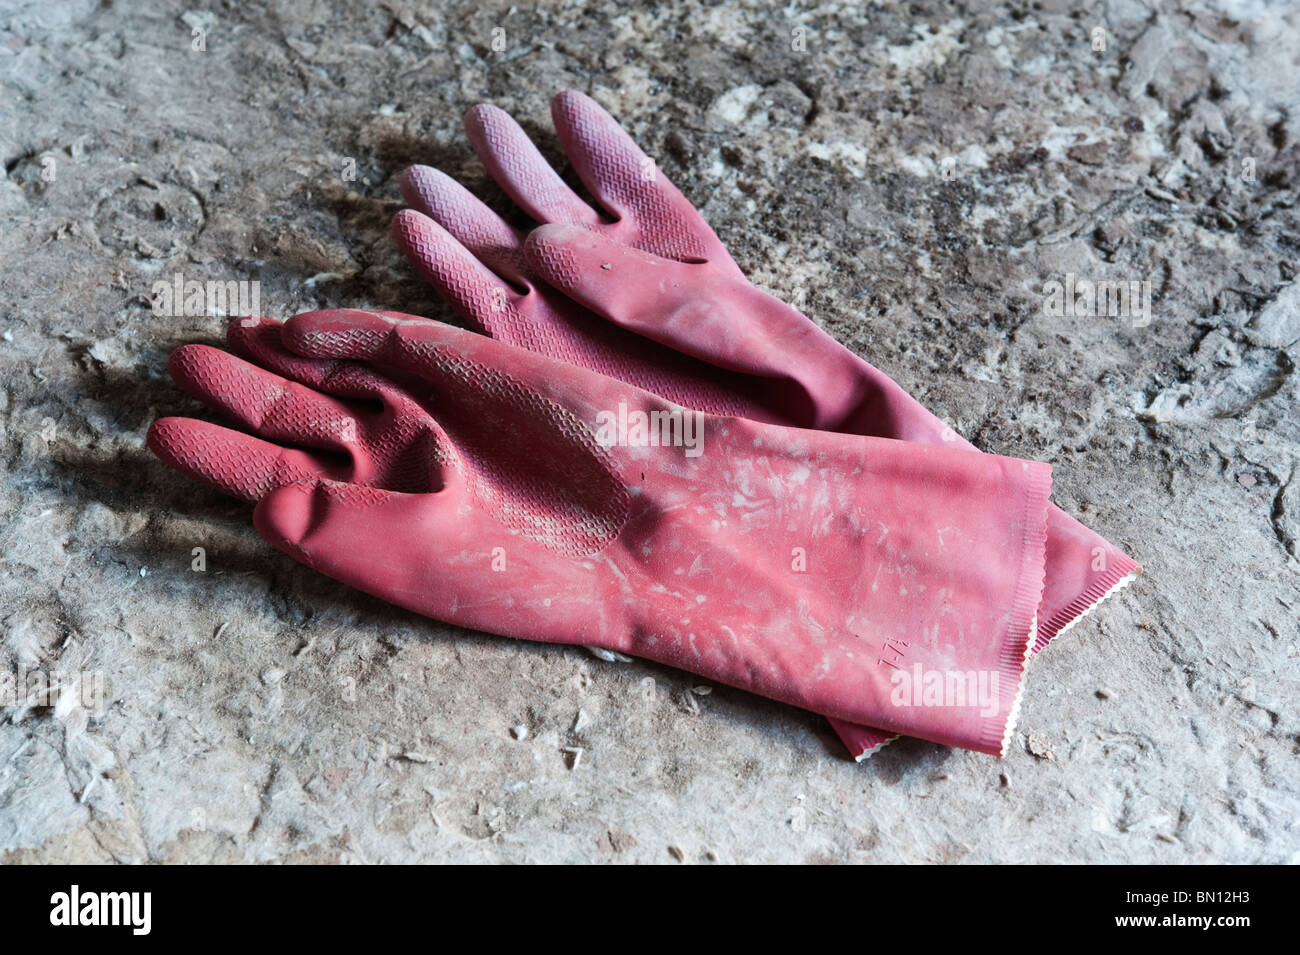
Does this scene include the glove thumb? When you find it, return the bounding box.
[253,481,444,600]
[524,223,869,428]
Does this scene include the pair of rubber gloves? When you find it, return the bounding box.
[149,92,1140,757]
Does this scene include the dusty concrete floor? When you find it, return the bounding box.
[0,0,1296,864]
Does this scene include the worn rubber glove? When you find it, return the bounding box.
[148,310,1053,755]
[393,90,1141,757]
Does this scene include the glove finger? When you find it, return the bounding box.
[260,317,633,561]
[523,223,872,427]
[389,208,528,340]
[550,90,729,266]
[522,223,736,363]
[148,416,346,503]
[398,165,532,289]
[226,316,430,413]
[281,307,686,506]
[280,307,629,416]
[464,102,603,228]
[168,343,364,454]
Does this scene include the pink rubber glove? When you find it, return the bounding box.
[393,91,1141,757]
[148,310,1052,755]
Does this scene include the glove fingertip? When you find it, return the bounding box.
[225,314,281,354]
[145,415,190,461]
[391,206,441,259]
[550,89,602,124]
[146,416,206,486]
[391,206,426,248]
[463,101,503,125]
[397,164,435,204]
[281,310,388,360]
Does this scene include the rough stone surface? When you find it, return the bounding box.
[1,0,1297,863]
